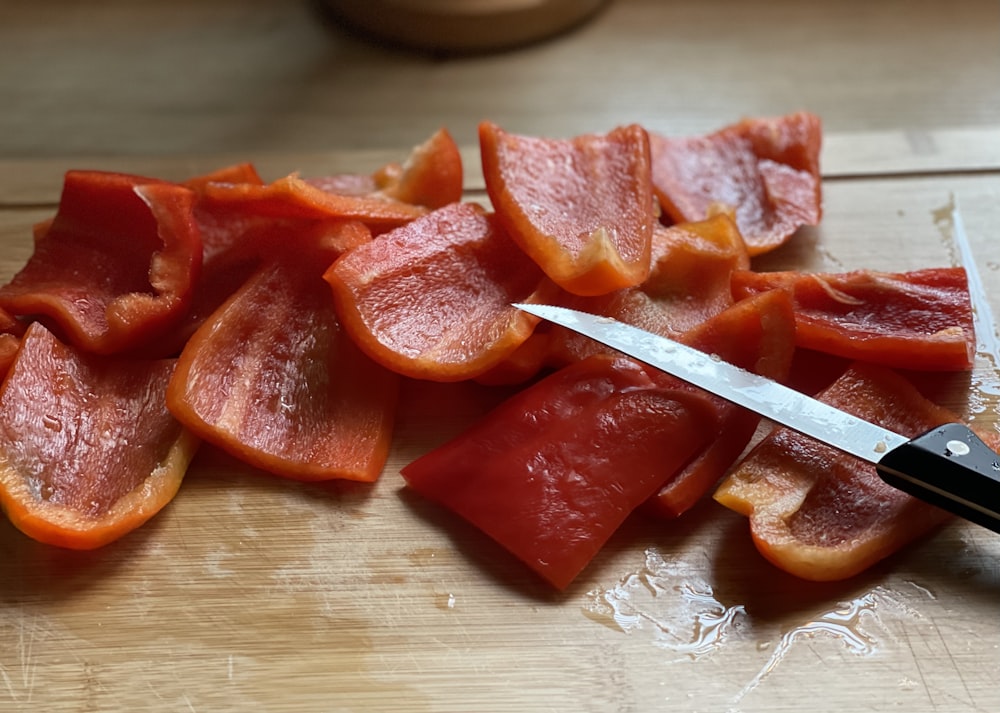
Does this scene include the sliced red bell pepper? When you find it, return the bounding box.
[183,162,265,192]
[714,362,997,581]
[473,331,552,386]
[545,215,750,367]
[325,202,551,382]
[0,304,25,337]
[645,289,798,518]
[649,112,822,256]
[0,171,202,356]
[730,266,975,371]
[401,354,720,590]
[0,335,19,378]
[0,322,199,549]
[157,167,372,354]
[307,128,463,210]
[480,121,656,296]
[378,127,464,209]
[305,173,378,198]
[200,173,427,232]
[167,252,398,483]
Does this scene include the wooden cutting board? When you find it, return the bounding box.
[0,141,998,712]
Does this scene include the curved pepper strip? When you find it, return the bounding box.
[167,250,398,483]
[183,162,265,192]
[155,166,373,355]
[0,303,25,380]
[475,215,748,383]
[308,127,464,210]
[645,289,797,518]
[401,354,720,590]
[380,127,464,208]
[0,334,20,380]
[713,362,999,581]
[325,202,552,382]
[480,121,655,296]
[0,171,202,356]
[649,112,822,256]
[473,330,553,386]
[545,215,750,367]
[0,323,199,549]
[200,172,427,233]
[730,267,975,371]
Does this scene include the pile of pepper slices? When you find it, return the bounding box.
[0,112,989,590]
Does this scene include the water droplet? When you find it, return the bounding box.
[407,548,439,566]
[435,592,457,610]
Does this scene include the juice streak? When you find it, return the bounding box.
[583,549,931,706]
[729,586,922,707]
[582,548,745,660]
[934,198,1000,413]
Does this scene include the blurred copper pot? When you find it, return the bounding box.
[321,0,610,53]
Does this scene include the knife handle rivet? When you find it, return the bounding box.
[945,440,971,457]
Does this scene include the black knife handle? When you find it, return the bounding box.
[877,423,1000,534]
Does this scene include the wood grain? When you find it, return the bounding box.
[0,155,998,713]
[2,126,999,208]
[2,0,998,158]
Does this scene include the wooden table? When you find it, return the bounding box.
[1,2,999,711]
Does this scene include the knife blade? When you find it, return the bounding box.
[514,302,1000,534]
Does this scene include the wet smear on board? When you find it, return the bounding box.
[933,197,1000,415]
[583,548,935,705]
[729,585,924,707]
[581,548,746,660]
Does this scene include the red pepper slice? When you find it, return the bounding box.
[545,215,749,367]
[730,266,975,371]
[645,289,797,518]
[0,171,202,356]
[183,162,265,192]
[309,128,463,210]
[480,121,655,296]
[401,354,720,590]
[650,112,822,256]
[167,253,398,483]
[475,215,748,384]
[714,362,996,581]
[0,334,20,379]
[0,323,198,549]
[325,202,550,382]
[157,169,372,354]
[378,127,463,209]
[200,173,427,232]
[473,330,553,386]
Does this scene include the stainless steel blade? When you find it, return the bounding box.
[514,302,910,463]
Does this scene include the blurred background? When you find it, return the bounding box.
[3,0,998,159]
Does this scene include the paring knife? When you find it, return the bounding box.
[513,302,1000,534]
